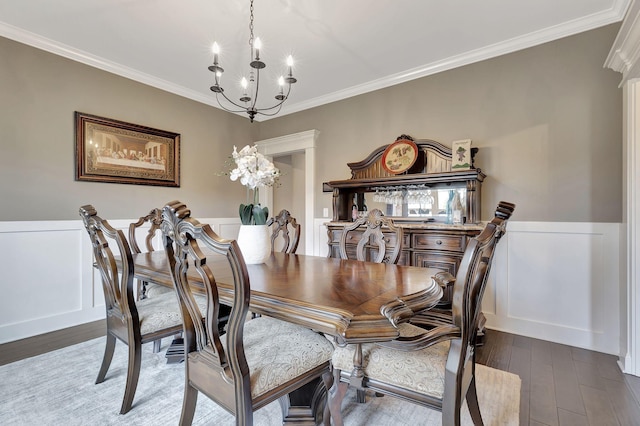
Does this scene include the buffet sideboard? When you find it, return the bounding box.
[323,136,486,284]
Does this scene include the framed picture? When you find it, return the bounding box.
[381,139,419,174]
[451,139,472,170]
[75,112,180,187]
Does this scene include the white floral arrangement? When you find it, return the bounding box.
[228,145,280,225]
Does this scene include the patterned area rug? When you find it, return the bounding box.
[0,337,520,425]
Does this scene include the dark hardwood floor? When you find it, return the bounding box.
[2,324,640,425]
[0,319,105,366]
[476,329,640,425]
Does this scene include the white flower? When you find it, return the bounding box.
[229,145,280,190]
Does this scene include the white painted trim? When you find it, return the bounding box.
[621,79,640,375]
[0,3,628,121]
[256,130,319,255]
[606,1,640,374]
[606,0,640,84]
[313,218,330,257]
[483,221,621,355]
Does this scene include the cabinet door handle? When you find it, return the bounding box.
[436,240,443,245]
[384,238,390,243]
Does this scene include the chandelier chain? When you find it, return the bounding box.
[248,0,254,50]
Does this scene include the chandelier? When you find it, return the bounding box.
[208,0,297,123]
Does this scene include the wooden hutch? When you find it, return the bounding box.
[323,136,486,277]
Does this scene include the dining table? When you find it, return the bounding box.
[132,250,443,344]
[130,250,443,424]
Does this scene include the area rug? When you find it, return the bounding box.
[0,337,520,425]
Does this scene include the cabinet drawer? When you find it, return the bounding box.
[377,231,408,248]
[413,252,461,276]
[330,229,365,244]
[412,234,465,252]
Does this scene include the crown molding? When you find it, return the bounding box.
[0,3,629,121]
[606,0,640,84]
[276,4,628,119]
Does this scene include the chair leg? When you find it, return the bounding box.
[328,369,349,426]
[179,381,199,426]
[95,334,116,384]
[356,389,366,403]
[120,341,142,414]
[322,371,334,426]
[466,375,484,426]
[152,339,161,353]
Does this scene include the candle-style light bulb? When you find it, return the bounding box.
[212,42,220,64]
[241,77,248,90]
[275,76,286,101]
[254,37,261,60]
[284,55,297,84]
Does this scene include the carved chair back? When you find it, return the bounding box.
[161,200,333,425]
[266,209,301,254]
[128,208,168,300]
[81,205,136,327]
[339,209,403,264]
[128,208,163,254]
[450,201,515,347]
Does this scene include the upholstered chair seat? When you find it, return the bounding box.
[234,316,334,398]
[136,292,206,336]
[332,323,450,399]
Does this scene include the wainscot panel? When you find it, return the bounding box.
[0,217,240,344]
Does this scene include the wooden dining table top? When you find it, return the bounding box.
[131,251,443,344]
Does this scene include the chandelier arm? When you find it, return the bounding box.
[255,103,285,117]
[214,92,254,113]
[252,84,292,112]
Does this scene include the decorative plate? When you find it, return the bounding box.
[381,139,419,174]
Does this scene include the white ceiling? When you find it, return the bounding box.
[0,0,630,121]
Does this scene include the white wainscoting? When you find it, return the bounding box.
[482,221,622,355]
[0,218,240,344]
[1,219,623,356]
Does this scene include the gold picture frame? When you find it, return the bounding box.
[75,112,180,187]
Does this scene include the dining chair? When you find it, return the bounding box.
[337,208,404,403]
[79,204,205,414]
[266,208,301,254]
[161,200,334,426]
[338,208,403,264]
[328,201,515,426]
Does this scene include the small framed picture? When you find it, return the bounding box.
[451,139,472,170]
[381,139,419,175]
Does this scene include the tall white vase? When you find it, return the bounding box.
[236,224,271,264]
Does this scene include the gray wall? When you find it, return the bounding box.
[0,36,256,221]
[258,24,623,223]
[0,23,623,223]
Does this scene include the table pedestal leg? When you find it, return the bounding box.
[280,377,329,425]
